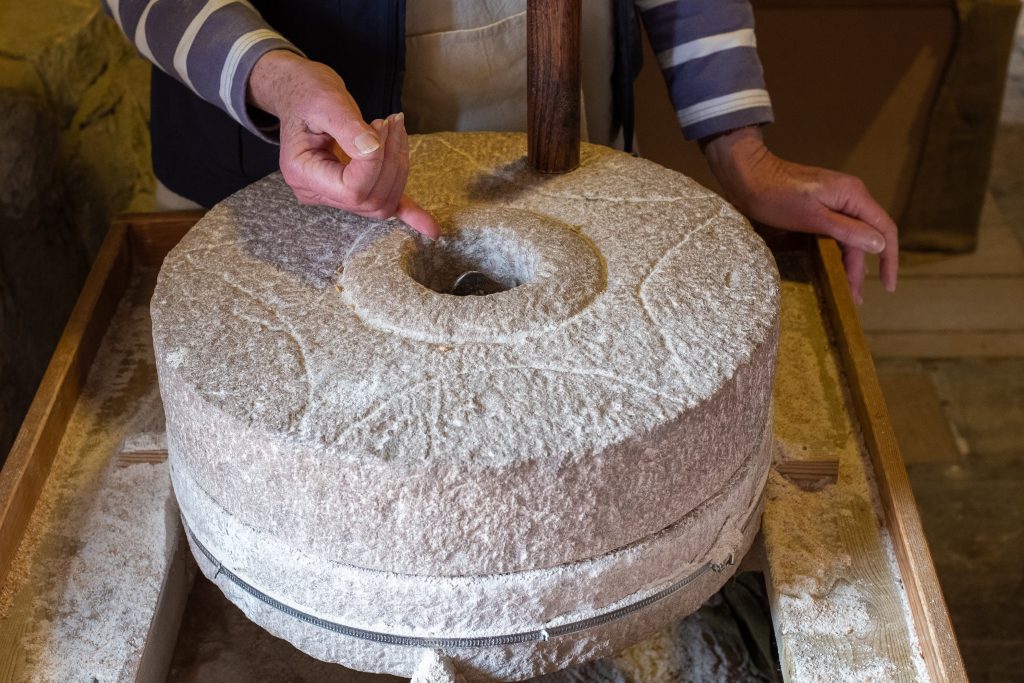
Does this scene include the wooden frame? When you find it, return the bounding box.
[814,238,967,682]
[0,214,966,682]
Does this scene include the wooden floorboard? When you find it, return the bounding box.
[868,331,1024,358]
[893,197,1024,277]
[956,639,1024,683]
[859,278,1024,334]
[876,371,962,465]
[861,190,1024,359]
[928,358,1024,457]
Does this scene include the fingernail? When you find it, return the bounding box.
[395,112,405,124]
[867,235,885,253]
[354,131,380,155]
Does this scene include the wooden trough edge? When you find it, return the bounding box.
[0,211,203,589]
[0,223,130,587]
[814,237,967,683]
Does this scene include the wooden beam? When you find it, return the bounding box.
[813,237,968,683]
[867,330,1024,358]
[0,223,131,587]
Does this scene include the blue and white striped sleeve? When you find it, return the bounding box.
[101,0,302,141]
[635,0,774,141]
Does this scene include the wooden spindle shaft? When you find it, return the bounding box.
[527,0,581,174]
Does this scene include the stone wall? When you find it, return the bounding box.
[0,1,154,463]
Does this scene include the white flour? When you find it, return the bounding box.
[20,463,173,682]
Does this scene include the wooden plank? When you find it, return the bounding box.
[859,277,1024,333]
[766,492,921,682]
[867,331,1024,358]
[832,497,921,681]
[814,237,968,683]
[766,266,922,680]
[877,372,961,465]
[121,210,205,267]
[0,223,131,587]
[133,526,197,683]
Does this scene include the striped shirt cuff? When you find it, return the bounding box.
[102,0,302,142]
[637,0,775,140]
[222,32,302,143]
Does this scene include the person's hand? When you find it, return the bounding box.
[247,50,439,238]
[703,126,897,304]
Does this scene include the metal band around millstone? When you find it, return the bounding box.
[181,491,764,649]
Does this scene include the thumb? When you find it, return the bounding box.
[306,93,382,161]
[396,195,440,239]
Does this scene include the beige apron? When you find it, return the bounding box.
[403,0,615,145]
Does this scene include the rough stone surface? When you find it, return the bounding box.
[153,132,780,680]
[174,425,768,633]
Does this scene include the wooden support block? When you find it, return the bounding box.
[114,432,168,468]
[775,460,839,490]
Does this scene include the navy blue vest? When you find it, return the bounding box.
[151,0,641,207]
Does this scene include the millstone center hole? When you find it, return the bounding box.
[406,230,536,296]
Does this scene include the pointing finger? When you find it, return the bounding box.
[396,195,440,239]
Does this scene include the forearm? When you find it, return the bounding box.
[100,0,300,140]
[701,125,770,209]
[635,0,773,140]
[247,49,308,118]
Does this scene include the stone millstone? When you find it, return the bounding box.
[152,132,780,681]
